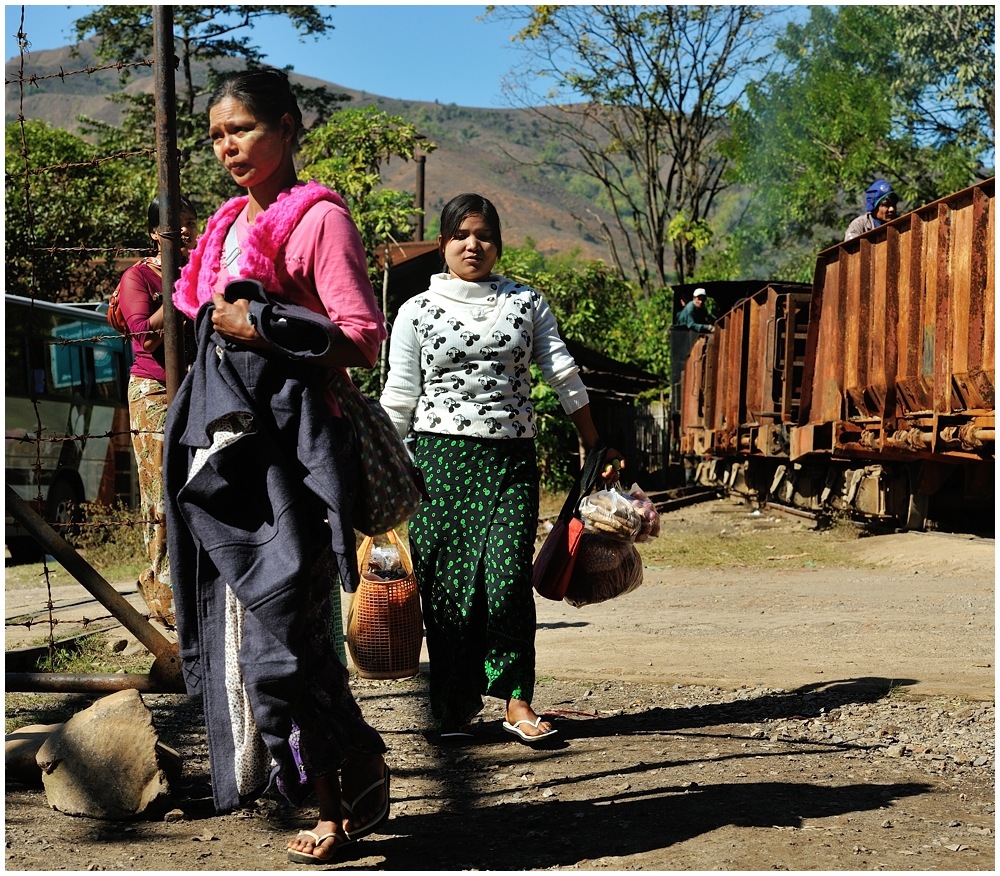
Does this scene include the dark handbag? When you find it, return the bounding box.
[328,370,426,537]
[532,444,608,600]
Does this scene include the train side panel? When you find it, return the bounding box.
[680,284,812,495]
[794,180,994,461]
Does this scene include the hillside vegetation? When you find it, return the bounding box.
[5,38,620,262]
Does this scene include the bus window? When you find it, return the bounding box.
[5,294,138,547]
[5,319,29,397]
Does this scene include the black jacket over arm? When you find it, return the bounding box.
[163,296,361,811]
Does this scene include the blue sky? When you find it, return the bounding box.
[5,4,534,109]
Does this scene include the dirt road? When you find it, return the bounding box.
[4,498,995,871]
[534,526,994,700]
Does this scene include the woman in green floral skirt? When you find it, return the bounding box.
[380,193,621,743]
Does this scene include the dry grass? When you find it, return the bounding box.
[637,499,867,570]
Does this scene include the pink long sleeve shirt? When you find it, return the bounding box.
[176,181,386,369]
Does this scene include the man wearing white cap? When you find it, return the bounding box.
[676,287,715,333]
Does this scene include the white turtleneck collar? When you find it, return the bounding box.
[428,272,502,304]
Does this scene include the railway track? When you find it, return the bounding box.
[647,483,993,538]
[645,485,719,513]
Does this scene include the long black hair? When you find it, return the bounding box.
[207,67,304,148]
[438,193,503,260]
[147,195,197,236]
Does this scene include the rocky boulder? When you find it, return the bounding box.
[35,689,174,819]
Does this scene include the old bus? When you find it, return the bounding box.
[5,294,137,560]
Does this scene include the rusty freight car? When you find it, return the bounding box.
[678,283,811,476]
[682,179,995,532]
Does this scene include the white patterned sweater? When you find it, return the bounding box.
[379,272,589,440]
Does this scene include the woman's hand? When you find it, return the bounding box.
[568,406,625,484]
[210,292,265,347]
[140,304,165,353]
[600,448,625,484]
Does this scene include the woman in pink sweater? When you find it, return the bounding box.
[172,68,389,865]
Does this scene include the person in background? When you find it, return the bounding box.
[118,195,198,627]
[676,287,715,333]
[379,192,622,746]
[164,68,389,865]
[845,179,899,240]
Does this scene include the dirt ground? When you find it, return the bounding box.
[4,498,995,871]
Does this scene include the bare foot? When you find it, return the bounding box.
[505,698,554,738]
[287,820,347,863]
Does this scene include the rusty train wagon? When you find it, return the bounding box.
[678,282,811,477]
[684,179,995,532]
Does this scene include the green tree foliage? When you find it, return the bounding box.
[501,244,673,380]
[71,5,350,207]
[888,5,994,158]
[5,121,155,301]
[299,107,437,272]
[489,4,778,290]
[721,5,995,273]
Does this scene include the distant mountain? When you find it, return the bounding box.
[5,39,619,262]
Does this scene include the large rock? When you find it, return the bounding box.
[35,690,172,819]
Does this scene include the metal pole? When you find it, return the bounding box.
[153,6,185,404]
[4,486,183,691]
[415,154,426,240]
[5,673,181,694]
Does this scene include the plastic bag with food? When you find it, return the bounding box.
[627,483,661,543]
[578,482,660,543]
[578,483,643,541]
[366,545,407,580]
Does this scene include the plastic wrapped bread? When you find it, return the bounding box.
[578,483,660,542]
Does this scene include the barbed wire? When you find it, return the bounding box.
[4,149,157,180]
[26,244,154,256]
[4,57,154,88]
[5,612,161,630]
[48,328,163,343]
[10,428,165,446]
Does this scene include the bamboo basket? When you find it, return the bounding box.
[346,529,423,679]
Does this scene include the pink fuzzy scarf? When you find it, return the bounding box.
[173,180,347,319]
